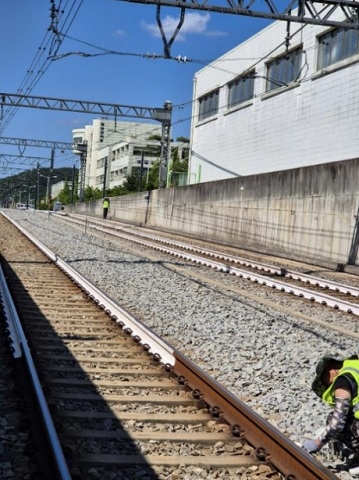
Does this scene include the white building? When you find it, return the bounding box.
[73,119,189,191]
[189,14,359,184]
[51,180,73,199]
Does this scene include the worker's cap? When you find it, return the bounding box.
[311,356,343,398]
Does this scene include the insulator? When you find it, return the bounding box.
[133,335,141,343]
[110,315,118,321]
[105,309,111,315]
[117,320,125,328]
[124,328,132,335]
[164,363,173,372]
[142,343,150,351]
[152,353,161,362]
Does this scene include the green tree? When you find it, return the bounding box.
[145,160,160,191]
[168,149,189,187]
[120,167,147,193]
[147,134,162,142]
[176,136,190,143]
[83,185,102,201]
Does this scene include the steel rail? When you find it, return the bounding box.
[55,213,359,297]
[0,264,71,480]
[284,270,359,297]
[113,224,359,296]
[0,265,22,358]
[173,350,340,480]
[228,265,359,315]
[54,214,359,316]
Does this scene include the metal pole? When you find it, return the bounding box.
[139,150,144,192]
[79,152,86,202]
[36,163,40,210]
[71,165,75,204]
[156,101,172,188]
[46,177,50,205]
[102,157,108,198]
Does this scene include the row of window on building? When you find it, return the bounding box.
[198,27,359,121]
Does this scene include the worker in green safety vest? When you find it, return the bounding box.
[103,197,110,219]
[303,355,359,457]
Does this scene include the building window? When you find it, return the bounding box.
[198,89,219,121]
[266,49,302,92]
[97,157,107,168]
[228,71,255,108]
[317,27,359,69]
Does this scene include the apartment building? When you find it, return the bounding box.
[189,13,359,183]
[73,119,188,191]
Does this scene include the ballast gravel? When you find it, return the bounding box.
[5,209,359,479]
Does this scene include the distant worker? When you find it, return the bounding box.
[302,355,359,456]
[103,197,110,219]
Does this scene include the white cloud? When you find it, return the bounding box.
[141,12,227,41]
[115,29,126,38]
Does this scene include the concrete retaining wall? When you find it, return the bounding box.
[65,159,359,270]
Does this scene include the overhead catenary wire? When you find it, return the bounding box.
[0,0,84,135]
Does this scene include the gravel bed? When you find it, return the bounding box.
[4,209,359,479]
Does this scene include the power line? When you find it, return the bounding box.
[0,0,84,134]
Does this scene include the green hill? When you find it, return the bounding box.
[0,167,78,207]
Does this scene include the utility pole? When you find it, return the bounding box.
[73,143,87,202]
[40,174,57,207]
[102,157,108,198]
[36,163,40,210]
[156,100,172,188]
[138,150,145,192]
[50,148,55,172]
[71,164,76,204]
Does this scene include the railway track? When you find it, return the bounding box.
[0,213,341,479]
[50,212,359,317]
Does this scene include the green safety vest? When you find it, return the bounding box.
[322,359,359,419]
[103,200,110,208]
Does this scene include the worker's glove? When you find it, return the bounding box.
[302,439,320,454]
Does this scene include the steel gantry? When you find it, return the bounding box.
[0,154,51,170]
[0,92,173,190]
[111,0,359,58]
[114,0,359,29]
[0,136,74,151]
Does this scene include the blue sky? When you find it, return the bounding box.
[0,0,271,177]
